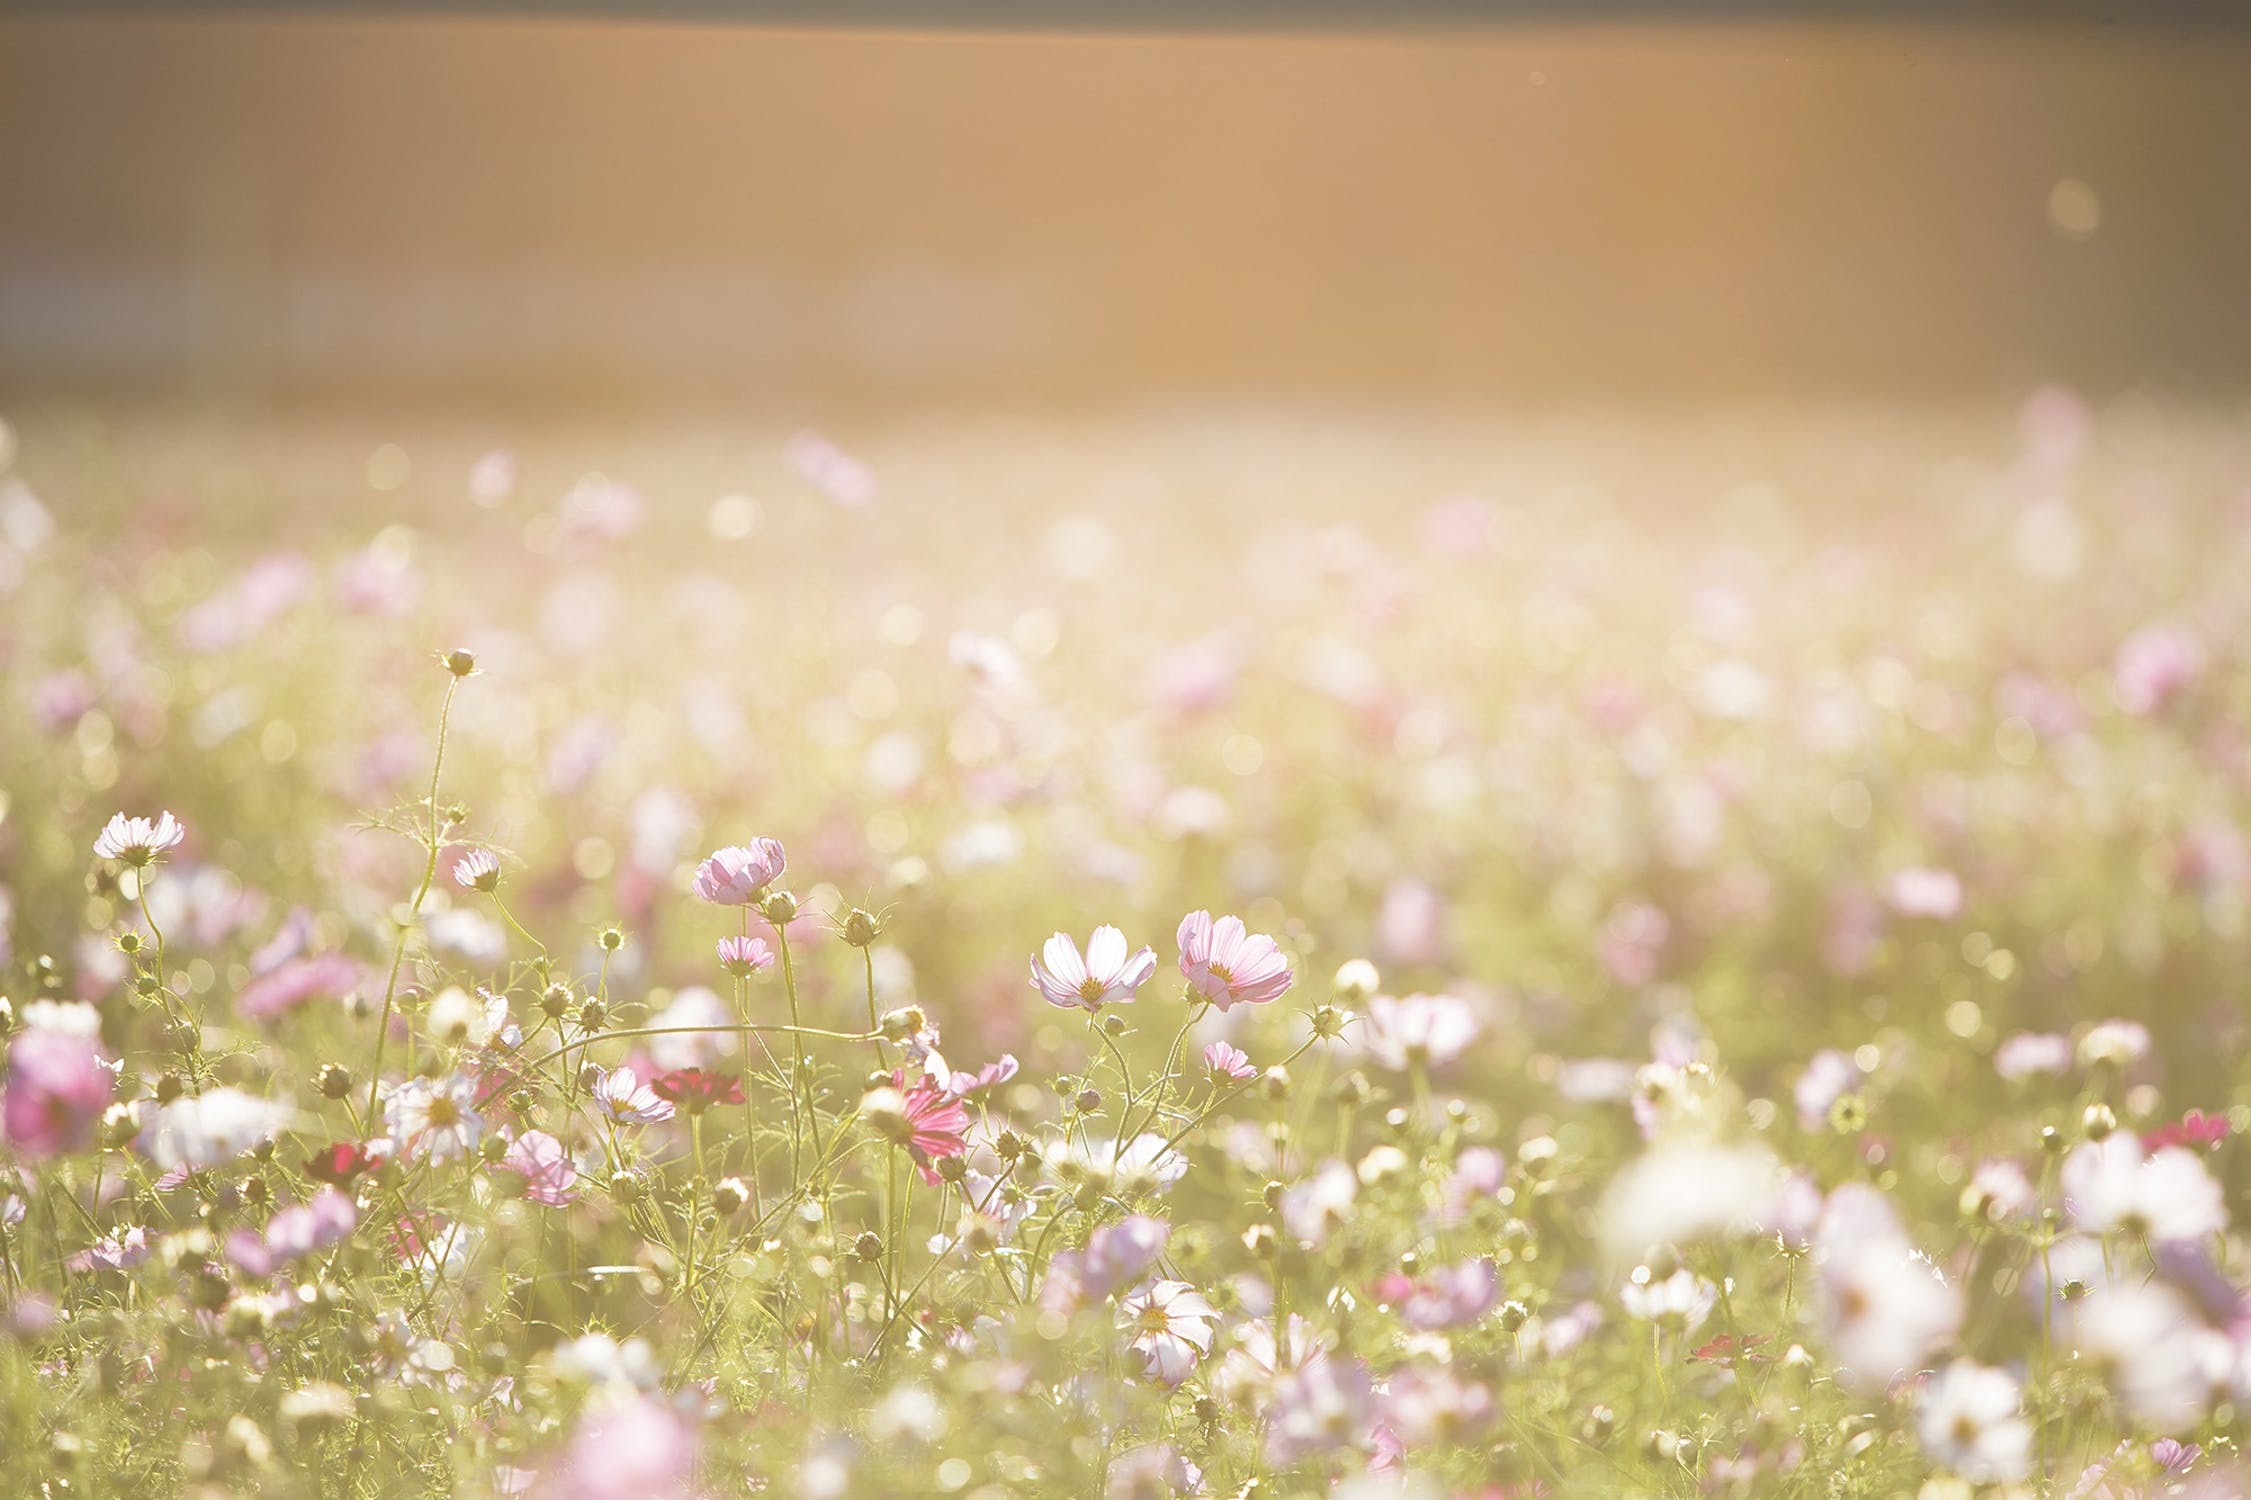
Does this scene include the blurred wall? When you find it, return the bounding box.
[2,17,2249,405]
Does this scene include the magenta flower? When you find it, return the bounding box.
[651,1068,744,1113]
[693,839,787,905]
[941,1053,1019,1099]
[228,1188,359,1277]
[1374,1256,1499,1330]
[93,810,186,867]
[867,1073,971,1185]
[1203,1041,1257,1082]
[1029,926,1158,1012]
[716,934,775,977]
[1176,910,1295,1011]
[1,1028,113,1161]
[496,1129,579,1207]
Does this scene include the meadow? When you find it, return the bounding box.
[1,393,2248,1496]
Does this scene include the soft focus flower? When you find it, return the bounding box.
[1917,1360,2033,1483]
[1029,926,1158,1012]
[2062,1134,2228,1243]
[1376,1257,1499,1331]
[139,1086,291,1172]
[1,1028,113,1160]
[536,1391,699,1499]
[1265,1356,1374,1467]
[496,1129,580,1206]
[1176,910,1294,1010]
[1813,1187,1962,1391]
[1358,992,1478,1071]
[650,1068,744,1113]
[1995,1031,2074,1080]
[1118,1279,1217,1386]
[693,839,787,905]
[1620,1267,1717,1331]
[229,1189,358,1277]
[592,1065,676,1126]
[93,810,186,866]
[1885,866,1963,920]
[2145,1109,2231,1153]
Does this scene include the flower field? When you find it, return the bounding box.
[2,395,2250,1496]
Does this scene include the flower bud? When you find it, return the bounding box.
[116,931,142,956]
[154,1071,186,1105]
[712,1177,750,1215]
[879,1006,928,1042]
[760,890,799,926]
[842,908,883,947]
[541,983,573,1020]
[441,648,478,678]
[1333,958,1380,1001]
[597,926,625,953]
[315,1063,354,1100]
[2082,1102,2117,1141]
[852,1231,885,1262]
[1074,1087,1103,1114]
[1310,1005,1350,1040]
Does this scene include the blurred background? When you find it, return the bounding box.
[3,12,2251,411]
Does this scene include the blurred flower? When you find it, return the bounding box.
[2062,1134,2227,1243]
[1376,1257,1499,1331]
[1030,926,1158,1012]
[864,1073,970,1185]
[1885,867,1963,920]
[1177,910,1294,1010]
[1358,992,1478,1071]
[139,1086,291,1172]
[1813,1186,1961,1391]
[1,1029,113,1160]
[1995,1031,2073,1080]
[2114,621,2204,716]
[1917,1361,2032,1483]
[1620,1267,1716,1331]
[496,1129,579,1206]
[650,1068,744,1113]
[452,848,501,892]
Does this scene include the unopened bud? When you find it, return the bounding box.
[441,648,478,678]
[842,908,882,948]
[315,1063,354,1100]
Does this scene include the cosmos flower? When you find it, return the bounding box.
[228,1189,359,1278]
[93,810,186,866]
[306,1139,388,1186]
[1917,1360,2033,1483]
[716,934,775,977]
[496,1129,579,1206]
[693,840,787,905]
[1117,1279,1217,1386]
[1029,926,1158,1012]
[2061,1133,2228,1243]
[381,1074,486,1165]
[1,1028,113,1161]
[650,1068,745,1114]
[139,1086,292,1172]
[1358,992,1479,1071]
[863,1074,970,1184]
[939,1053,1019,1099]
[452,848,501,892]
[1176,910,1294,1011]
[1203,1041,1257,1082]
[2145,1109,2231,1153]
[1265,1356,1375,1467]
[591,1065,676,1126]
[1813,1187,1962,1392]
[1375,1257,1500,1331]
[1619,1267,1717,1332]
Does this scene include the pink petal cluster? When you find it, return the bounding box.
[2,1028,113,1161]
[228,1188,359,1277]
[692,838,787,905]
[497,1129,580,1206]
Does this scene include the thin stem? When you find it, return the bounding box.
[366,675,461,1123]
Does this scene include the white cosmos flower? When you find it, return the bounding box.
[94,811,186,865]
[1280,1160,1359,1248]
[381,1073,486,1164]
[1917,1360,2033,1482]
[2062,1134,2228,1243]
[1813,1185,1961,1392]
[1599,1141,1778,1260]
[138,1087,294,1171]
[1357,992,1479,1071]
[1619,1267,1716,1331]
[2067,1282,2225,1431]
[1029,926,1158,1012]
[1118,1279,1217,1387]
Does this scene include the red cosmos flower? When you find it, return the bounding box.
[868,1071,970,1185]
[2144,1108,2231,1153]
[651,1068,745,1113]
[306,1140,387,1186]
[1688,1333,1768,1368]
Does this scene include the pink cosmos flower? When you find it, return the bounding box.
[236,951,361,1022]
[496,1130,580,1207]
[228,1188,359,1277]
[1117,1279,1218,1386]
[693,839,787,905]
[537,1390,699,1500]
[1030,926,1158,1012]
[651,1068,745,1113]
[68,1225,148,1274]
[1203,1041,1256,1082]
[716,934,775,977]
[1,1028,113,1160]
[940,1053,1019,1099]
[93,810,186,866]
[2145,1109,2230,1153]
[866,1073,971,1185]
[1375,1256,1499,1331]
[1176,911,1294,1010]
[592,1065,676,1126]
[1359,992,1479,1071]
